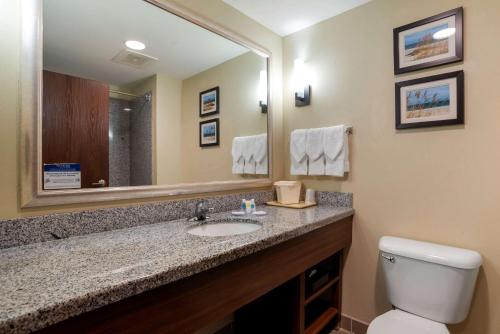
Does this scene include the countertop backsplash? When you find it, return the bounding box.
[0,190,352,249]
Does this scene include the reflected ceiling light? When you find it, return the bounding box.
[293,58,310,107]
[433,27,456,40]
[123,108,132,111]
[125,40,146,50]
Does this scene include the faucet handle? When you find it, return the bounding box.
[195,200,211,220]
[203,207,215,221]
[196,199,207,207]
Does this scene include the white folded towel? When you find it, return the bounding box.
[253,134,267,164]
[242,136,254,163]
[324,125,349,176]
[243,156,256,174]
[306,128,325,175]
[253,134,268,175]
[256,155,268,175]
[242,136,256,174]
[231,137,245,174]
[290,129,307,175]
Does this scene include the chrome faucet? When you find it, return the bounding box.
[193,200,214,221]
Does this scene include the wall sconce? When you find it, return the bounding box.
[293,58,310,107]
[258,70,268,113]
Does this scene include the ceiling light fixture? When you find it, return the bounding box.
[123,108,132,111]
[125,40,146,51]
[433,27,456,40]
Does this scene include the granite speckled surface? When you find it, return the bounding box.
[0,190,276,249]
[0,204,353,333]
[316,190,352,207]
[0,191,353,250]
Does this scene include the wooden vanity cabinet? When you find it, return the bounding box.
[234,250,344,334]
[36,216,352,334]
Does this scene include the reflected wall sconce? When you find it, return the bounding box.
[258,70,268,113]
[293,58,310,107]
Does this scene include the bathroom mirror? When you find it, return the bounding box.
[20,0,272,207]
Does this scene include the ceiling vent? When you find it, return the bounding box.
[111,49,158,69]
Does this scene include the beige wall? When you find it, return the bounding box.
[180,51,268,183]
[283,0,500,333]
[154,74,183,185]
[0,0,21,219]
[0,0,282,218]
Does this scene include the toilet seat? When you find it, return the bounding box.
[367,310,449,334]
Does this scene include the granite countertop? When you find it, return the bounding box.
[0,205,353,333]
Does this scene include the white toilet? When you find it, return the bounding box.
[368,236,482,334]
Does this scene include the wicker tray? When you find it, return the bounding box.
[266,201,317,209]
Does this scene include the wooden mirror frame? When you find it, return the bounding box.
[20,0,273,208]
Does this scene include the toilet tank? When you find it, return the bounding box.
[379,236,482,324]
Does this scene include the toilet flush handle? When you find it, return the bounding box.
[381,253,395,263]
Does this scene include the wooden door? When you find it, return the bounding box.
[42,70,109,189]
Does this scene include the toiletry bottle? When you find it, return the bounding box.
[241,199,247,212]
[250,199,256,214]
[245,200,252,214]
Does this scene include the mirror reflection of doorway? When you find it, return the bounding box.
[42,70,153,189]
[42,70,110,189]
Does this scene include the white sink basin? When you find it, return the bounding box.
[187,219,262,237]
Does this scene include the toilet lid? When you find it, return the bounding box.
[367,310,449,334]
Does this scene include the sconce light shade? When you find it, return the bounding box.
[258,70,268,113]
[295,85,311,107]
[293,59,310,107]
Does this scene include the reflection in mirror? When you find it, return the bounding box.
[42,0,268,191]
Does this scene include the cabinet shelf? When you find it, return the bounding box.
[305,306,338,334]
[305,276,339,306]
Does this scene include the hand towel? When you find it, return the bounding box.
[231,137,245,174]
[242,136,256,174]
[324,125,349,176]
[290,129,307,175]
[256,155,268,175]
[253,134,268,175]
[243,157,256,174]
[306,128,325,175]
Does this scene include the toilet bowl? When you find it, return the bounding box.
[368,310,449,334]
[368,236,482,334]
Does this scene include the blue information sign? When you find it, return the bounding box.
[43,163,81,189]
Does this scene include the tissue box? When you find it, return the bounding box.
[274,181,301,204]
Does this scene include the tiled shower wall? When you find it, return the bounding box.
[130,95,153,186]
[108,94,152,187]
[109,98,131,187]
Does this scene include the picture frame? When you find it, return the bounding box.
[393,7,463,74]
[199,118,220,147]
[395,71,464,129]
[199,86,220,117]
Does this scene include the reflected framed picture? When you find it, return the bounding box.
[199,118,220,147]
[395,71,464,129]
[199,86,219,117]
[393,7,463,74]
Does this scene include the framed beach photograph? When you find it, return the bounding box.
[199,86,219,117]
[395,71,464,129]
[393,7,463,74]
[199,118,220,147]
